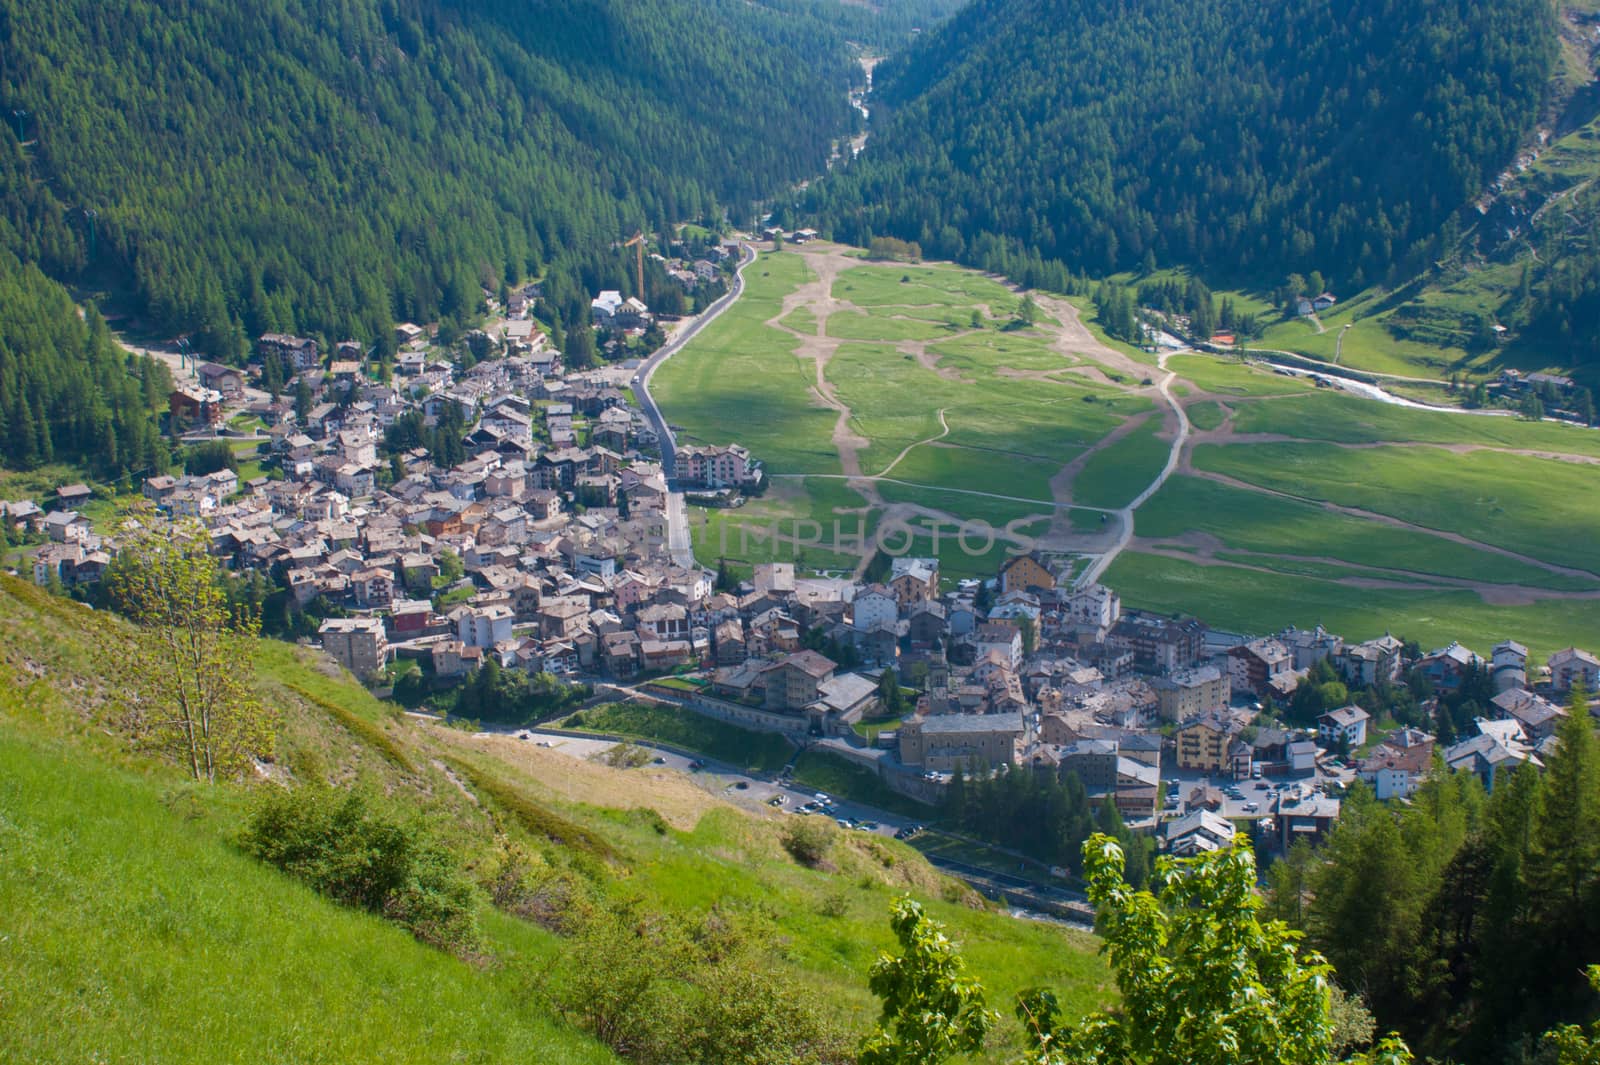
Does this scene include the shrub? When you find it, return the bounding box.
[553,904,852,1065]
[781,818,835,868]
[240,786,479,954]
[817,890,850,918]
[487,843,595,934]
[598,741,651,769]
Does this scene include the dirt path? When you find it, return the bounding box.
[765,245,871,481]
[1074,349,1191,586]
[877,408,949,478]
[760,246,1183,570]
[1029,292,1154,382]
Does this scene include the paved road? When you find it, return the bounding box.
[632,241,758,566]
[1077,348,1190,588]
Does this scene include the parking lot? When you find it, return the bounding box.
[1160,761,1358,822]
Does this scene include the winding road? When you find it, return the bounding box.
[1075,348,1190,587]
[632,242,758,566]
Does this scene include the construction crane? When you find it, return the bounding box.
[623,232,645,300]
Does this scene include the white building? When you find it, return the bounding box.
[1317,705,1370,749]
[852,585,899,632]
[1066,583,1121,638]
[458,605,515,649]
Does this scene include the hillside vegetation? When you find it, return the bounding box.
[0,0,857,355]
[0,576,1105,1062]
[815,0,1555,289]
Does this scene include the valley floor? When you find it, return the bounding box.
[656,243,1600,657]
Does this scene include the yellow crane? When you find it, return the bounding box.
[623,232,645,300]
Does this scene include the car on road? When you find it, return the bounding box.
[858,821,879,832]
[732,781,749,790]
[652,756,666,764]
[1244,801,1260,812]
[814,793,830,803]
[836,818,853,829]
[688,759,705,770]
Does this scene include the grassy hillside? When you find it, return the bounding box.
[0,727,615,1065]
[0,577,1106,1061]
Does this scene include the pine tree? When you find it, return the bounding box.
[1531,683,1600,910]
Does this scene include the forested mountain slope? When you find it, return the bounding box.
[0,0,856,357]
[813,0,1556,289]
[0,246,168,478]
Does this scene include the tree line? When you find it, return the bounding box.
[1267,686,1600,1063]
[944,762,1151,884]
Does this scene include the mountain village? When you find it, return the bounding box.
[5,239,1600,869]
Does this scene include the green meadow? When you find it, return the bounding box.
[0,577,1107,1062]
[651,250,841,474]
[1192,442,1600,577]
[1105,550,1600,661]
[658,248,1600,653]
[659,246,1158,576]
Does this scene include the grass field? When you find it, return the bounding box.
[1135,475,1596,592]
[0,577,1108,1061]
[660,244,1156,578]
[651,250,841,475]
[1103,346,1600,651]
[1105,550,1600,660]
[1228,392,1600,457]
[659,246,1600,652]
[1192,442,1600,576]
[1071,416,1171,509]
